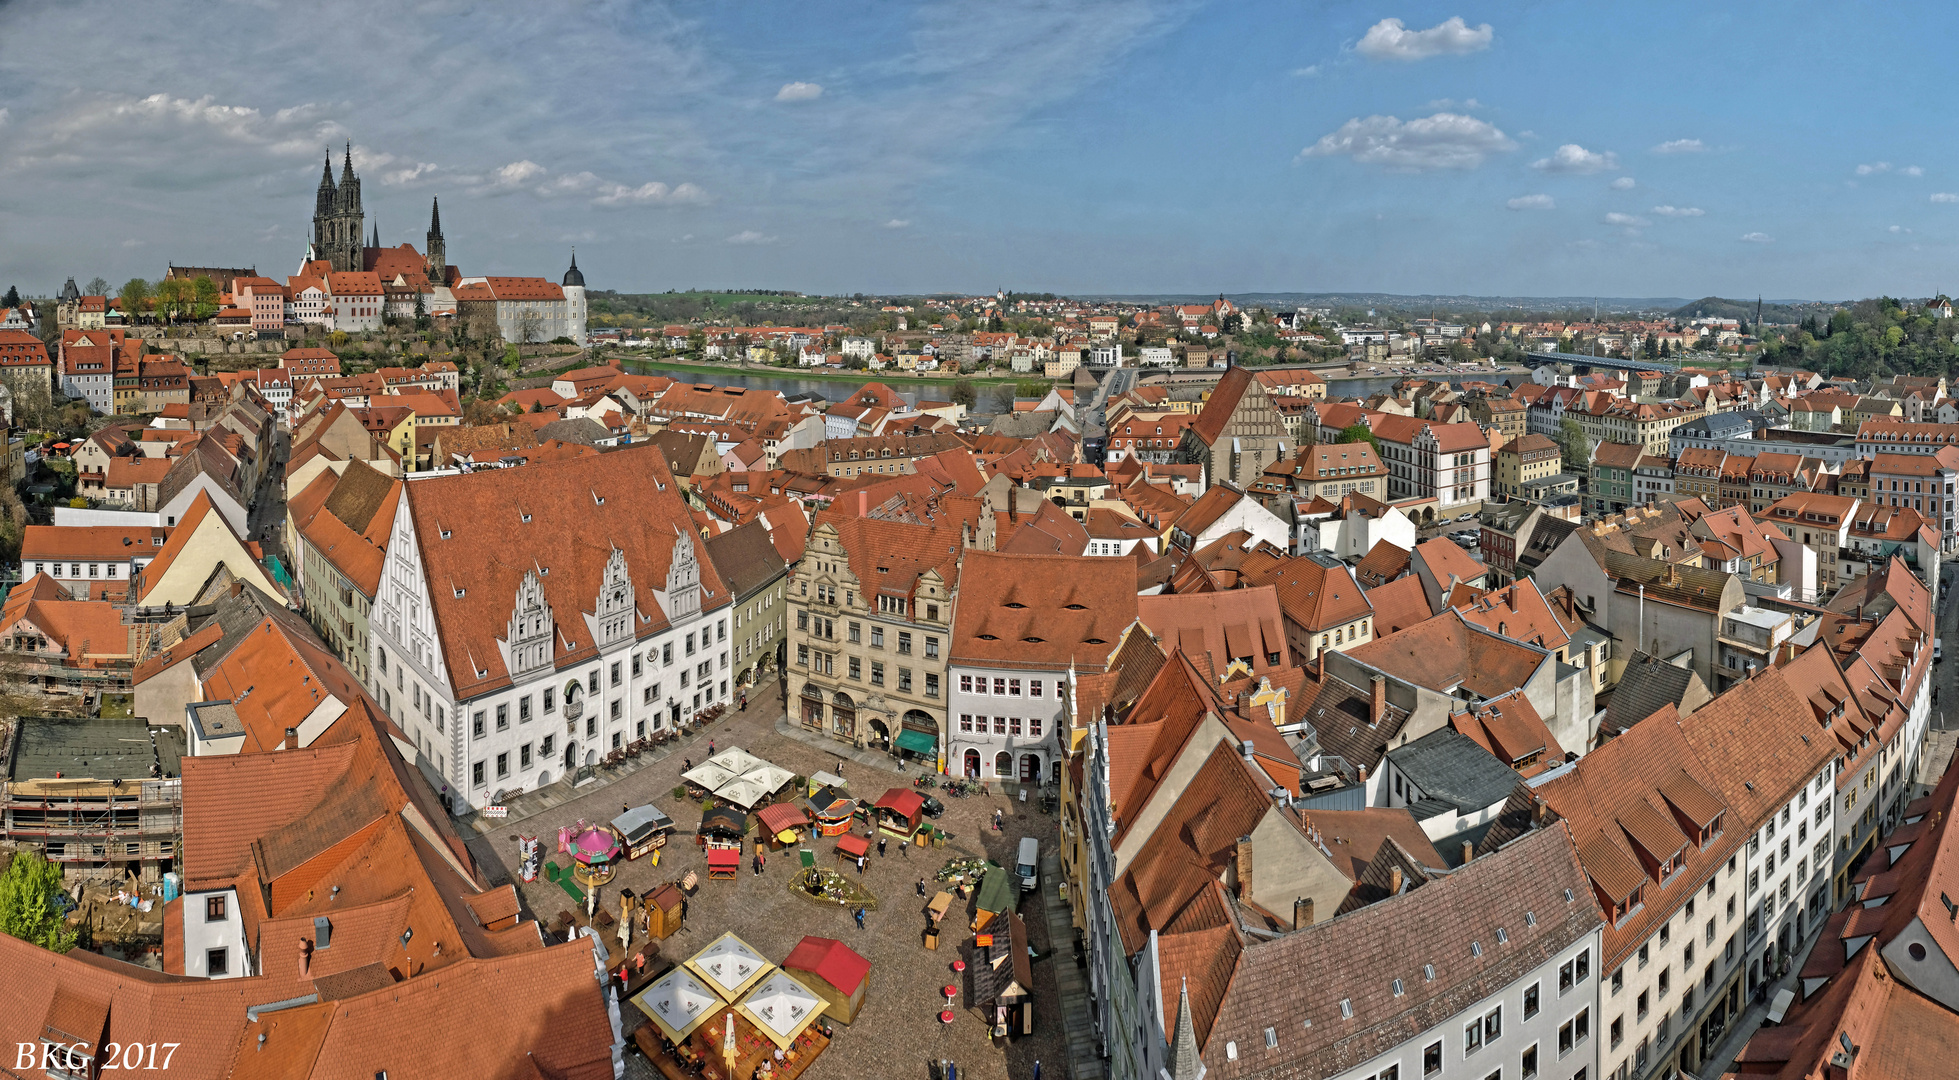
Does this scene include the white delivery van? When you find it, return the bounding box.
[1016,837,1040,893]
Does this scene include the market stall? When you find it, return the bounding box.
[645,883,686,939]
[782,936,871,1025]
[684,747,798,810]
[698,805,748,881]
[871,788,925,842]
[686,931,775,1002]
[734,970,828,1049]
[805,771,847,799]
[808,787,856,837]
[971,864,1015,933]
[974,912,1035,1038]
[834,832,869,865]
[613,804,675,860]
[755,803,812,849]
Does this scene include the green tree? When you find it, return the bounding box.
[1015,379,1048,399]
[0,849,77,953]
[2,286,19,309]
[153,278,188,323]
[190,276,219,319]
[1336,423,1381,454]
[119,278,150,323]
[949,379,977,409]
[1555,418,1591,470]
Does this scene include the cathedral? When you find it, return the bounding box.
[310,143,450,285]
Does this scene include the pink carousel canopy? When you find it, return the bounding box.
[565,825,623,865]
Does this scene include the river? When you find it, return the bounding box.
[617,359,1529,408]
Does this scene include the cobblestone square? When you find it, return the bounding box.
[464,684,1070,1080]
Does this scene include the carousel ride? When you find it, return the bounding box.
[561,822,625,889]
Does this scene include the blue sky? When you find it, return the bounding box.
[0,0,1952,300]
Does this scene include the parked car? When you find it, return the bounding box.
[920,795,946,819]
[1455,511,1476,521]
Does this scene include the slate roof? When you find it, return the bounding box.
[1602,651,1704,735]
[701,518,786,602]
[1383,727,1525,814]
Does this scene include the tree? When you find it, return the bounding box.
[949,379,977,409]
[516,308,544,344]
[993,385,1017,411]
[152,278,187,323]
[190,276,219,319]
[1555,418,1591,470]
[85,277,109,298]
[1336,423,1380,454]
[119,279,150,323]
[2,286,18,309]
[0,849,77,953]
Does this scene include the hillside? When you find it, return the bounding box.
[1667,296,1820,324]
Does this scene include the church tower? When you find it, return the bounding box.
[425,197,447,284]
[561,249,588,346]
[310,143,365,272]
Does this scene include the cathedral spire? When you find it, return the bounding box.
[340,141,356,184]
[425,196,447,285]
[319,149,335,189]
[430,195,441,235]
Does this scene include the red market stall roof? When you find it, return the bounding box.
[873,788,924,818]
[784,936,871,996]
[756,803,811,836]
[707,848,742,870]
[835,834,869,859]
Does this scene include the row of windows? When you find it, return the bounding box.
[959,675,1063,699]
[958,714,1045,738]
[30,561,127,579]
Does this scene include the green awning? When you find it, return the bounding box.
[894,729,938,755]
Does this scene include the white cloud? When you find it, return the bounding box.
[0,108,10,128]
[775,82,823,102]
[1652,139,1704,154]
[1291,65,1321,77]
[726,230,776,245]
[1890,225,1913,234]
[1739,232,1774,243]
[1610,177,1636,190]
[1355,17,1493,61]
[1933,193,1959,203]
[1905,166,1924,177]
[382,162,439,185]
[1531,144,1618,174]
[1506,194,1554,210]
[1427,97,1481,110]
[1300,112,1515,171]
[1604,212,1649,228]
[1855,161,1890,176]
[592,181,706,207]
[1652,205,1704,217]
[494,160,547,186]
[120,238,143,247]
[883,218,910,228]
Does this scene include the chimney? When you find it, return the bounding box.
[313,915,332,950]
[1241,739,1256,763]
[284,727,298,747]
[1389,867,1403,895]
[1357,764,1369,783]
[1235,836,1254,899]
[1371,676,1387,725]
[1294,897,1314,929]
[299,938,313,978]
[1461,840,1475,864]
[858,490,867,516]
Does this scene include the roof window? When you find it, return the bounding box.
[1470,941,1483,957]
[1338,999,1353,1019]
[1423,963,1435,982]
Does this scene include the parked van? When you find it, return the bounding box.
[1016,837,1040,893]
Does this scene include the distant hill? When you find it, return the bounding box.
[1667,296,1824,324]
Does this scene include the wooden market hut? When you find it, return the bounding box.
[807,785,855,837]
[755,802,812,849]
[646,882,686,940]
[782,936,871,1025]
[871,788,925,841]
[975,912,1035,1038]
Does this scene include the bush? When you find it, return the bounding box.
[550,336,576,345]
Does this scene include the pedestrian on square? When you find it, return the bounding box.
[854,906,865,930]
[917,878,927,897]
[684,758,692,772]
[857,855,866,875]
[994,808,1003,831]
[1032,1061,1042,1080]
[708,739,716,755]
[878,836,888,857]
[752,853,761,876]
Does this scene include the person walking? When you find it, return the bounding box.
[877,836,888,857]
[683,757,692,772]
[916,878,927,897]
[707,739,716,756]
[853,906,865,930]
[752,852,761,876]
[858,855,867,875]
[1032,1060,1041,1080]
[994,808,1003,831]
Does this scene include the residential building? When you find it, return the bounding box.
[1372,415,1492,510]
[948,552,1135,783]
[1761,492,1859,599]
[1233,554,1372,662]
[287,460,399,684]
[1590,441,1643,516]
[790,516,960,753]
[702,518,788,692]
[1866,447,1959,551]
[1632,454,1674,504]
[19,522,170,597]
[1256,442,1388,502]
[1467,392,1528,444]
[1495,434,1562,500]
[368,445,731,808]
